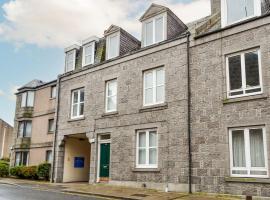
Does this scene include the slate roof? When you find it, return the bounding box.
[19,79,46,90]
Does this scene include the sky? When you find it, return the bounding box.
[0,0,210,126]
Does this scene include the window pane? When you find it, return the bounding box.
[232,130,246,167]
[139,149,146,164]
[156,86,165,102]
[51,86,56,98]
[79,103,84,116]
[27,91,34,107]
[139,132,146,147]
[108,81,117,96]
[145,88,153,104]
[107,96,116,111]
[73,91,78,103]
[72,104,78,117]
[48,119,54,132]
[21,93,27,107]
[246,0,255,17]
[46,150,52,163]
[228,55,242,90]
[155,17,164,43]
[149,148,157,165]
[18,122,24,137]
[80,90,84,102]
[85,44,93,64]
[145,72,153,89]
[109,35,118,58]
[149,131,157,147]
[145,21,153,46]
[245,51,260,88]
[227,0,247,24]
[156,69,164,86]
[25,122,32,137]
[22,152,28,166]
[15,152,21,166]
[66,51,74,71]
[250,128,265,167]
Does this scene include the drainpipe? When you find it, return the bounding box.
[51,75,61,183]
[186,31,192,194]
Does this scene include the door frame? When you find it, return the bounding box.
[97,135,111,182]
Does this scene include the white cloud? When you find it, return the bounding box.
[0,90,4,96]
[0,0,210,48]
[7,85,20,101]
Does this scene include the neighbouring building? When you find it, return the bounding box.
[11,79,56,166]
[0,119,13,159]
[13,0,270,198]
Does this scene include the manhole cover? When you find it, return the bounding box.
[131,194,148,197]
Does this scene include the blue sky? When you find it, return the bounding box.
[0,0,210,126]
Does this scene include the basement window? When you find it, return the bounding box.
[229,126,268,178]
[226,49,262,98]
[18,121,32,138]
[221,0,261,27]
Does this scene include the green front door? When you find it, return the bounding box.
[99,143,110,178]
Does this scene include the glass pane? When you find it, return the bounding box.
[149,148,157,165]
[232,130,246,167]
[245,51,260,88]
[145,88,153,104]
[145,21,153,46]
[22,152,28,165]
[51,86,56,98]
[80,90,84,102]
[107,96,116,111]
[139,132,146,147]
[85,55,92,64]
[109,35,118,58]
[21,93,27,107]
[227,0,247,24]
[48,119,54,132]
[228,55,242,90]
[156,69,165,85]
[149,131,157,147]
[108,81,117,96]
[139,149,146,164]
[85,44,92,55]
[15,153,20,166]
[155,17,164,43]
[27,91,34,107]
[246,0,255,17]
[156,86,164,102]
[73,91,78,103]
[72,104,78,117]
[250,128,265,167]
[145,72,153,88]
[18,122,24,137]
[25,122,32,137]
[79,103,84,116]
[66,51,74,71]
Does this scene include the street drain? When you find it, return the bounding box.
[131,194,148,197]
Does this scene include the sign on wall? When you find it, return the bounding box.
[74,157,84,168]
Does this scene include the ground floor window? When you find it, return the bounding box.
[15,151,29,166]
[229,126,268,178]
[136,129,158,168]
[46,150,52,163]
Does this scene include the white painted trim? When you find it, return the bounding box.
[221,0,261,28]
[82,36,99,46]
[105,79,117,113]
[142,12,167,47]
[82,42,95,67]
[70,88,84,119]
[65,49,76,72]
[229,126,268,178]
[106,32,120,60]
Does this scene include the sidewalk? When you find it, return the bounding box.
[0,178,242,200]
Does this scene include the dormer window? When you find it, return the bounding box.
[82,42,95,67]
[106,32,120,60]
[142,13,166,47]
[221,0,261,27]
[65,50,76,72]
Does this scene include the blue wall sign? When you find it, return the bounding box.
[74,157,84,168]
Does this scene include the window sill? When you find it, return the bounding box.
[223,94,268,104]
[132,168,160,172]
[139,103,168,113]
[68,116,85,122]
[47,132,54,134]
[225,177,270,184]
[49,97,56,100]
[101,111,119,117]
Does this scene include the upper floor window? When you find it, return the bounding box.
[21,91,34,107]
[48,119,54,133]
[221,0,261,27]
[51,86,57,98]
[143,67,165,106]
[229,126,268,178]
[106,32,120,60]
[105,79,117,113]
[143,13,166,47]
[65,50,76,72]
[15,151,29,166]
[226,49,262,98]
[18,121,32,138]
[136,129,158,168]
[71,88,84,119]
[82,42,95,66]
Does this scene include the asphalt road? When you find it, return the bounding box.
[0,184,107,200]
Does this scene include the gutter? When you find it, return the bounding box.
[186,31,192,194]
[51,75,61,183]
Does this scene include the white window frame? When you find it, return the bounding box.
[221,0,261,27]
[143,67,165,106]
[142,13,167,47]
[226,49,263,99]
[136,129,158,169]
[21,91,35,107]
[105,79,117,113]
[82,42,95,67]
[65,49,76,72]
[229,126,268,178]
[70,88,84,119]
[106,32,120,60]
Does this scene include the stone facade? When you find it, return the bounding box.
[0,119,13,159]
